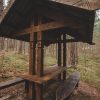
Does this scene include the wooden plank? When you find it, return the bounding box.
[42,67,66,82]
[50,0,100,10]
[0,78,24,90]
[15,21,81,36]
[56,71,80,100]
[0,95,12,100]
[18,67,67,84]
[39,39,79,43]
[77,1,100,10]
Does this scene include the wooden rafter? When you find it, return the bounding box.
[15,21,81,36]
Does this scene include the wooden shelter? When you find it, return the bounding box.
[0,0,99,100]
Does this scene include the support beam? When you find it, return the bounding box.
[35,84,43,100]
[58,35,62,80]
[15,21,81,36]
[29,33,36,75]
[62,34,67,80]
[37,32,44,76]
[28,33,37,100]
[36,16,44,100]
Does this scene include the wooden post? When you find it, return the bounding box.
[63,34,67,80]
[35,16,44,100]
[27,33,36,100]
[58,35,62,80]
[36,32,44,76]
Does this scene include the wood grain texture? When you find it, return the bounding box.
[56,71,80,100]
[18,67,67,84]
[0,78,24,90]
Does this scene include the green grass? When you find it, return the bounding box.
[0,52,100,89]
[0,52,57,71]
[0,52,29,71]
[68,55,100,89]
[44,56,57,67]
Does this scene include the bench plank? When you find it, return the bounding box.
[0,78,24,90]
[56,71,80,100]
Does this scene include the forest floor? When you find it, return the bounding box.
[68,81,100,100]
[0,51,100,100]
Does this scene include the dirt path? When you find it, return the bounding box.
[68,81,100,100]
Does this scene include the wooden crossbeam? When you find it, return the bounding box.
[15,21,81,36]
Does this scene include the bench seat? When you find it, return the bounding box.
[56,71,80,100]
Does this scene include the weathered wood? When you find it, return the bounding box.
[58,35,62,80]
[29,33,36,75]
[0,78,24,90]
[36,17,44,77]
[36,6,85,28]
[50,0,100,10]
[56,71,80,100]
[35,16,44,100]
[0,95,13,100]
[35,84,43,100]
[62,34,67,80]
[15,21,81,36]
[0,0,15,23]
[0,0,96,44]
[28,32,37,99]
[18,67,66,84]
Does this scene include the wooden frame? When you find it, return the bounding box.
[15,21,81,36]
[0,0,96,99]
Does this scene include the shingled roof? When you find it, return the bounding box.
[51,0,100,10]
[0,0,99,44]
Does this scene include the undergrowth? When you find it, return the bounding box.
[0,51,100,89]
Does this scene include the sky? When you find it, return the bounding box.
[4,0,7,6]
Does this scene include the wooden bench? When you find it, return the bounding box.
[0,78,24,90]
[0,78,24,100]
[56,71,80,100]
